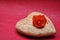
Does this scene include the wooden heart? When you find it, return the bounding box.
[16,12,56,37]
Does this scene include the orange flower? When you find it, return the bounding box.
[33,15,47,28]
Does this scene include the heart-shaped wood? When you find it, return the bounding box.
[16,12,56,37]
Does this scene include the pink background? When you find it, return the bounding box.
[0,0,60,40]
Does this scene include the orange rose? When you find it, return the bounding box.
[33,15,47,28]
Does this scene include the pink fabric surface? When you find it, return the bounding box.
[0,0,60,40]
